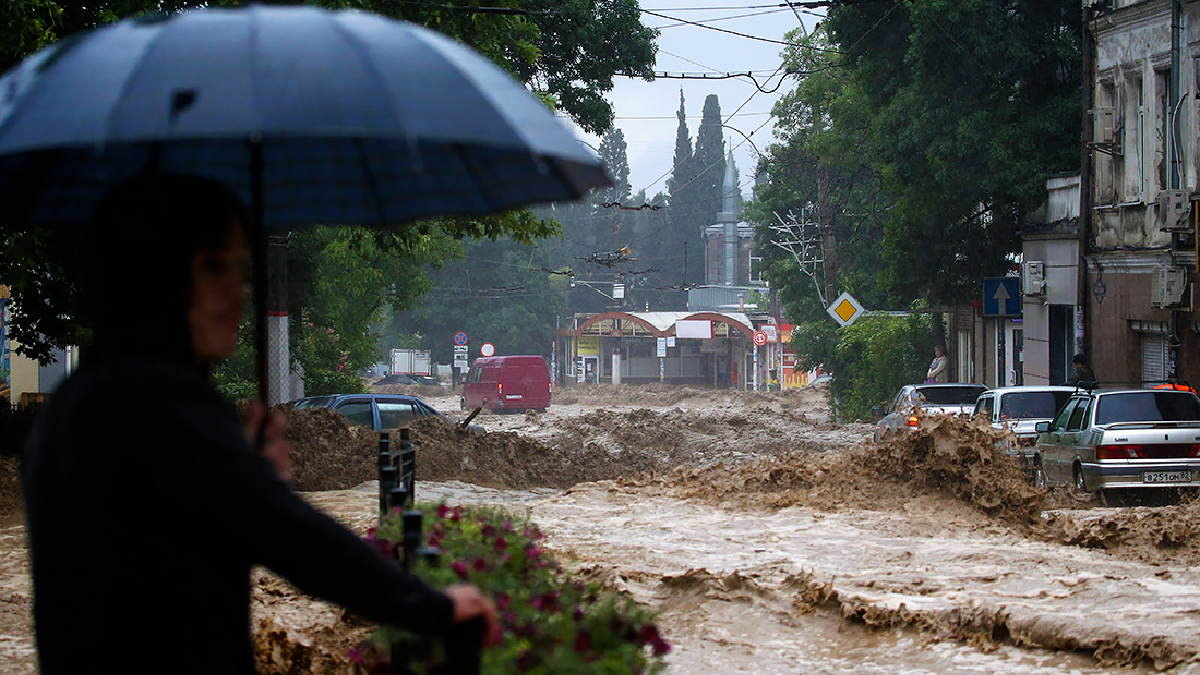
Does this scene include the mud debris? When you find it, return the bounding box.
[1042,499,1200,566]
[651,412,1045,528]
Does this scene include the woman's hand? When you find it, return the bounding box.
[244,400,292,482]
[444,585,501,646]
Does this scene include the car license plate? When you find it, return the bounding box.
[1142,470,1193,483]
[506,394,523,399]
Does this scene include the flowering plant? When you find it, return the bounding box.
[357,503,670,674]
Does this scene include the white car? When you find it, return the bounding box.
[873,383,988,442]
[973,386,1076,470]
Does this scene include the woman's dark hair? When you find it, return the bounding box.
[83,174,248,366]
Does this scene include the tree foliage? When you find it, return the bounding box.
[389,237,571,366]
[791,314,933,422]
[823,0,1081,304]
[667,92,726,288]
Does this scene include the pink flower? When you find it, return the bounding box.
[493,537,507,554]
[574,627,591,653]
[496,593,510,610]
[525,545,541,559]
[436,504,450,519]
[481,524,497,538]
[531,591,557,612]
[451,561,469,580]
[472,558,489,573]
[573,606,585,621]
[638,624,661,646]
[346,648,363,664]
[450,506,462,522]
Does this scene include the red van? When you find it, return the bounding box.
[460,355,552,412]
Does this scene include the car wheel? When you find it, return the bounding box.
[459,397,466,410]
[1073,465,1093,494]
[1033,460,1048,490]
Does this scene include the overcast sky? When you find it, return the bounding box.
[571,1,824,202]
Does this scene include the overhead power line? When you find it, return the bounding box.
[640,9,839,52]
[643,2,834,9]
[657,7,794,28]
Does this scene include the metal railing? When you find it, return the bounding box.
[376,429,483,675]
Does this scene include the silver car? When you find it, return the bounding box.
[873,383,988,442]
[973,386,1075,468]
[1033,388,1200,494]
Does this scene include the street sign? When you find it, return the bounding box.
[656,337,667,357]
[761,324,778,342]
[454,357,468,369]
[982,277,1021,317]
[453,345,468,354]
[827,292,865,326]
[752,330,768,346]
[480,342,495,357]
[453,332,468,345]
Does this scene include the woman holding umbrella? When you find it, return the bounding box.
[21,175,497,674]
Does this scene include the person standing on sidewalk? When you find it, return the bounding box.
[926,344,948,383]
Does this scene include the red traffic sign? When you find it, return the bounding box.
[752,330,768,346]
[453,332,469,345]
[480,342,495,357]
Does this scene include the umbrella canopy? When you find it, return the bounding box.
[0,5,610,228]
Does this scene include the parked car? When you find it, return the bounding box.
[374,373,440,386]
[291,393,479,432]
[461,355,552,413]
[1033,387,1200,494]
[873,383,988,442]
[973,386,1076,469]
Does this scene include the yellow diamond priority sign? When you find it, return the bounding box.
[827,292,865,326]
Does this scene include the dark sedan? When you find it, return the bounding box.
[291,393,460,431]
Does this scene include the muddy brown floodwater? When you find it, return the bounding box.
[2,382,1200,674]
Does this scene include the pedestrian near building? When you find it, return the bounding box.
[926,345,948,383]
[21,175,497,675]
[1068,353,1096,386]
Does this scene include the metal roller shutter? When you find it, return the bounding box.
[1141,333,1167,385]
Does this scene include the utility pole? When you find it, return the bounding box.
[817,161,838,305]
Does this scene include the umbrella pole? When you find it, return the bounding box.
[250,139,269,446]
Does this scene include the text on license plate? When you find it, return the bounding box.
[1142,470,1193,483]
[506,394,523,399]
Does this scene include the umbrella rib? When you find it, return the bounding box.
[354,137,388,227]
[101,24,167,147]
[328,14,407,136]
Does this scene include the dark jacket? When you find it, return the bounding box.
[23,352,453,674]
[1068,364,1096,386]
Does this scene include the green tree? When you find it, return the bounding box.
[389,237,571,366]
[692,94,726,254]
[791,314,933,422]
[823,0,1081,304]
[748,25,891,325]
[666,90,700,286]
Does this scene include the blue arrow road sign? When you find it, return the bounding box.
[982,277,1021,317]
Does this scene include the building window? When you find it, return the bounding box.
[1098,80,1118,205]
[1124,72,1144,202]
[749,255,763,284]
[1155,67,1171,190]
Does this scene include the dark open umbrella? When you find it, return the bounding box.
[0,5,609,398]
